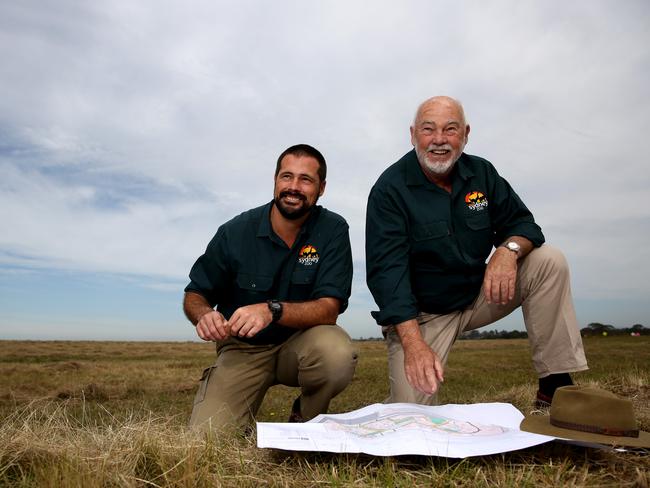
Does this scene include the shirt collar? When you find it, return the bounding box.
[257,201,275,238]
[405,149,474,187]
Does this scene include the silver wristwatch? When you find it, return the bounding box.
[502,241,521,255]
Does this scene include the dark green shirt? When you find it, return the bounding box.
[366,150,544,326]
[186,201,353,344]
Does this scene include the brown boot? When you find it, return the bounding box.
[534,390,552,409]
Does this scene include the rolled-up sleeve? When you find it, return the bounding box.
[184,226,232,307]
[365,185,419,326]
[487,165,545,247]
[310,220,353,313]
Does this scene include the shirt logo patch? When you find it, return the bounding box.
[298,244,319,266]
[465,191,488,211]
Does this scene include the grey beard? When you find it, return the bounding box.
[415,146,456,175]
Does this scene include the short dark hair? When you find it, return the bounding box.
[275,144,327,182]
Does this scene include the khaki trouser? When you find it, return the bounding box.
[189,324,358,431]
[385,245,589,404]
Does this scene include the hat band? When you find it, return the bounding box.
[550,418,639,438]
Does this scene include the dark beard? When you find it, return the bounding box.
[274,191,313,220]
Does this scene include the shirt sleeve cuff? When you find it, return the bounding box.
[311,287,350,313]
[501,223,545,248]
[371,307,419,327]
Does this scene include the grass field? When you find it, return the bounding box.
[1,336,648,487]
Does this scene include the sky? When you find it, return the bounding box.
[1,1,649,341]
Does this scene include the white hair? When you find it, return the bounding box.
[412,96,468,127]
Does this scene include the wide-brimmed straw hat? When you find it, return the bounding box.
[520,385,650,448]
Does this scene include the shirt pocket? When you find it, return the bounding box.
[412,221,449,241]
[465,213,491,231]
[410,221,451,261]
[464,214,494,260]
[291,269,317,285]
[235,273,273,305]
[289,269,317,300]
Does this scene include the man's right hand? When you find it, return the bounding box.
[196,310,230,341]
[396,319,444,395]
[403,340,444,395]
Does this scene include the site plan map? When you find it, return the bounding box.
[257,402,553,458]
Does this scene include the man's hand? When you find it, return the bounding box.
[483,247,518,305]
[228,303,273,338]
[403,339,444,395]
[396,319,444,395]
[196,310,230,341]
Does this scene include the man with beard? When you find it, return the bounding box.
[365,96,587,407]
[184,144,357,431]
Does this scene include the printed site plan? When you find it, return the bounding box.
[257,402,554,458]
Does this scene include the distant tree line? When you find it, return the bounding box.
[459,323,648,340]
[356,323,647,342]
[460,329,529,340]
[354,330,530,341]
[579,322,648,336]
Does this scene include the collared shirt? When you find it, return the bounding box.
[366,150,545,326]
[185,201,352,344]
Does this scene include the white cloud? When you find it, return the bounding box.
[1,0,649,338]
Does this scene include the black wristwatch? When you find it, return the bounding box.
[267,299,283,322]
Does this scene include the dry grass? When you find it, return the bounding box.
[0,336,648,487]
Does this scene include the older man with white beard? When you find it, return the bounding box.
[365,96,587,407]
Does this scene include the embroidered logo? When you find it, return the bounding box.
[298,244,319,266]
[465,191,488,211]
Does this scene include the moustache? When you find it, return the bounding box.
[279,190,306,201]
[427,144,453,151]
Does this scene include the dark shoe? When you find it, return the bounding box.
[534,390,552,409]
[288,396,304,423]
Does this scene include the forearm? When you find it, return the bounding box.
[278,297,341,328]
[394,318,425,348]
[183,292,214,325]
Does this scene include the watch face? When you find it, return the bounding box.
[268,300,282,320]
[507,242,520,251]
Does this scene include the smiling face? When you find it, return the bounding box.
[273,153,325,221]
[410,96,470,181]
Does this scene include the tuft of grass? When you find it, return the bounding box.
[0,337,648,486]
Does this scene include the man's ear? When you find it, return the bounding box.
[319,180,326,197]
[409,126,416,146]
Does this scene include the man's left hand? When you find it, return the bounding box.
[483,247,518,305]
[228,303,273,338]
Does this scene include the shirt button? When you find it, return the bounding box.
[251,283,256,288]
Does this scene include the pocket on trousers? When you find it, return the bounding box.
[193,366,215,406]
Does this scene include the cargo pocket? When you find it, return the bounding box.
[193,366,216,406]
